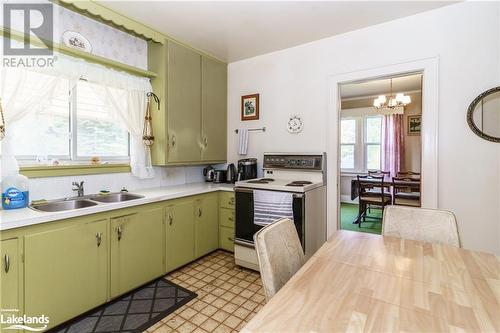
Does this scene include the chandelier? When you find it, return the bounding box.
[373,78,411,109]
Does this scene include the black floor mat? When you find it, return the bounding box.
[50,277,197,333]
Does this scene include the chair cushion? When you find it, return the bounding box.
[394,192,420,200]
[253,218,305,301]
[360,195,391,204]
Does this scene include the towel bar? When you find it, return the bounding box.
[235,127,266,134]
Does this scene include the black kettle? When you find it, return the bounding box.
[226,163,236,183]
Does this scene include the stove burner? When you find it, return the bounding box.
[246,178,275,184]
[286,180,313,187]
[247,180,270,184]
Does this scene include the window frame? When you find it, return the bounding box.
[16,78,130,165]
[340,114,382,173]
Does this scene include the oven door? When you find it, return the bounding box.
[234,187,305,249]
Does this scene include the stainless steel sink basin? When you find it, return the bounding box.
[89,193,144,203]
[31,199,98,212]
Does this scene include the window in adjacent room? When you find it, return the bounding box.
[340,118,356,170]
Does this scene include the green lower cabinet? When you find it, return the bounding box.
[194,193,219,258]
[166,199,195,272]
[1,238,20,312]
[110,208,165,298]
[219,227,235,252]
[24,219,108,330]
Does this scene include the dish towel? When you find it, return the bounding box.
[254,190,294,226]
[238,128,249,155]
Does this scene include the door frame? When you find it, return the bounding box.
[326,57,439,237]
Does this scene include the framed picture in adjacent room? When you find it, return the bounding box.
[241,94,259,121]
[408,115,421,135]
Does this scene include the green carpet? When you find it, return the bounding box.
[340,203,382,235]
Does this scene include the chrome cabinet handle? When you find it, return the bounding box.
[198,208,202,217]
[229,197,235,205]
[168,214,173,226]
[117,226,122,241]
[203,137,208,148]
[96,232,103,247]
[4,254,10,273]
[171,134,176,147]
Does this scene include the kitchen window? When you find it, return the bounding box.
[340,115,382,172]
[9,78,130,164]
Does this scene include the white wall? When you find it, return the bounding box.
[227,2,500,254]
[28,166,205,201]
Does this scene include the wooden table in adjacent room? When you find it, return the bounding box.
[242,230,500,333]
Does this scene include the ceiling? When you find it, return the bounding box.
[340,74,422,99]
[100,1,454,63]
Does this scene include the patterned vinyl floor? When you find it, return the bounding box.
[144,250,265,333]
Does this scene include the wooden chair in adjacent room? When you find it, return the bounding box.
[396,171,421,179]
[357,175,392,227]
[254,218,305,301]
[392,176,421,207]
[382,205,461,247]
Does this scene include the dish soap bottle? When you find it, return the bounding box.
[2,172,29,210]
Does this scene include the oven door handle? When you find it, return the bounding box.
[234,238,255,248]
[236,187,305,199]
[234,187,254,193]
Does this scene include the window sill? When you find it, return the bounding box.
[20,164,131,178]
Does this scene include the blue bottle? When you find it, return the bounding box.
[2,173,29,210]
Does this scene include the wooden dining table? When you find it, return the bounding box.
[242,230,500,333]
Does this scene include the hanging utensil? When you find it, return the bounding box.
[0,98,5,141]
[142,92,160,147]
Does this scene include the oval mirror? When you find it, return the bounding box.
[467,86,500,143]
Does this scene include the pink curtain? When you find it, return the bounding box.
[381,114,405,178]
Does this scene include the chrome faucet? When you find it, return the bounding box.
[72,181,85,197]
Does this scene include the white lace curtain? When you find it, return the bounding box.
[0,52,154,179]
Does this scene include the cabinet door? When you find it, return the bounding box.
[219,227,235,252]
[24,219,107,329]
[166,200,195,272]
[1,238,20,311]
[201,57,227,162]
[167,41,202,163]
[110,208,165,298]
[195,193,219,258]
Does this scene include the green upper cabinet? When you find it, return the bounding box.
[167,40,202,164]
[110,208,165,298]
[201,56,228,162]
[24,219,108,330]
[166,198,195,272]
[194,193,219,258]
[0,238,20,313]
[150,41,227,166]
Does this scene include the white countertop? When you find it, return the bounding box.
[0,182,234,232]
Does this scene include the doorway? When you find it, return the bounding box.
[338,73,423,234]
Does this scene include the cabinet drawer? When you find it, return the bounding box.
[220,192,235,209]
[220,208,235,228]
[219,227,234,252]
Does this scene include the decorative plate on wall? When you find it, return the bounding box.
[62,30,92,53]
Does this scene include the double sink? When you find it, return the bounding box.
[30,192,145,213]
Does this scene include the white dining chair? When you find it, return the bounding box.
[253,218,305,301]
[382,205,461,247]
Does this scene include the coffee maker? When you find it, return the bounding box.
[237,158,257,181]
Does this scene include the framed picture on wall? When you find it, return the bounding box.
[408,115,421,135]
[241,94,259,121]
